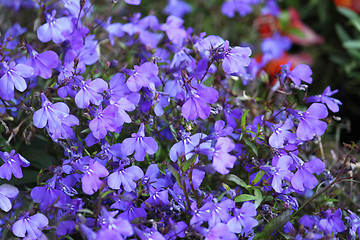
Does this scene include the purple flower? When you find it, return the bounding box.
[205,223,237,240]
[124,62,159,92]
[0,61,33,100]
[121,123,158,161]
[144,186,169,206]
[75,78,108,109]
[290,103,328,141]
[169,133,211,162]
[33,93,79,139]
[227,202,258,235]
[211,137,237,175]
[268,118,296,148]
[37,10,73,43]
[107,166,144,192]
[0,184,18,212]
[306,86,342,112]
[109,97,136,127]
[25,44,59,79]
[89,105,117,140]
[163,0,192,18]
[98,208,134,239]
[0,149,30,180]
[281,61,312,85]
[346,210,360,238]
[318,209,345,234]
[162,15,188,47]
[208,199,235,227]
[12,212,49,239]
[262,155,293,193]
[108,73,140,104]
[182,84,219,120]
[124,0,141,5]
[222,40,252,75]
[221,0,259,17]
[81,158,109,195]
[105,17,124,46]
[30,176,69,212]
[261,33,291,64]
[291,158,325,192]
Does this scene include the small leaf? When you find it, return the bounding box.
[244,138,258,156]
[253,209,291,240]
[226,174,248,188]
[167,163,182,188]
[252,170,265,185]
[254,188,263,208]
[181,154,197,172]
[241,110,249,127]
[337,7,359,20]
[235,194,256,202]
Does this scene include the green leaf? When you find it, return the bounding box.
[226,174,248,188]
[181,154,197,172]
[244,138,258,156]
[337,7,359,20]
[234,194,256,202]
[254,188,263,208]
[251,170,265,185]
[241,110,249,127]
[167,163,182,188]
[335,24,351,42]
[343,40,360,49]
[253,209,291,240]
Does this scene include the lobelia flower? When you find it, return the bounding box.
[182,84,219,120]
[25,44,59,79]
[169,132,211,162]
[107,165,144,192]
[291,158,325,192]
[221,40,252,75]
[37,10,73,44]
[0,61,33,100]
[124,62,159,92]
[210,137,237,175]
[97,208,134,239]
[108,73,140,105]
[89,105,117,140]
[75,78,108,108]
[0,184,19,212]
[164,219,188,240]
[306,86,342,112]
[221,0,260,17]
[162,15,188,47]
[280,61,312,85]
[205,222,237,240]
[262,155,293,193]
[261,32,291,64]
[109,97,136,128]
[81,157,109,195]
[121,123,158,161]
[144,186,169,206]
[64,35,99,70]
[105,17,124,46]
[124,0,141,5]
[268,118,296,148]
[289,103,328,141]
[0,149,30,180]
[346,210,360,238]
[318,209,346,235]
[227,202,258,235]
[30,176,69,212]
[207,199,235,227]
[12,212,49,239]
[163,0,192,18]
[33,93,79,139]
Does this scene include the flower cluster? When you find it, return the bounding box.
[0,0,357,239]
